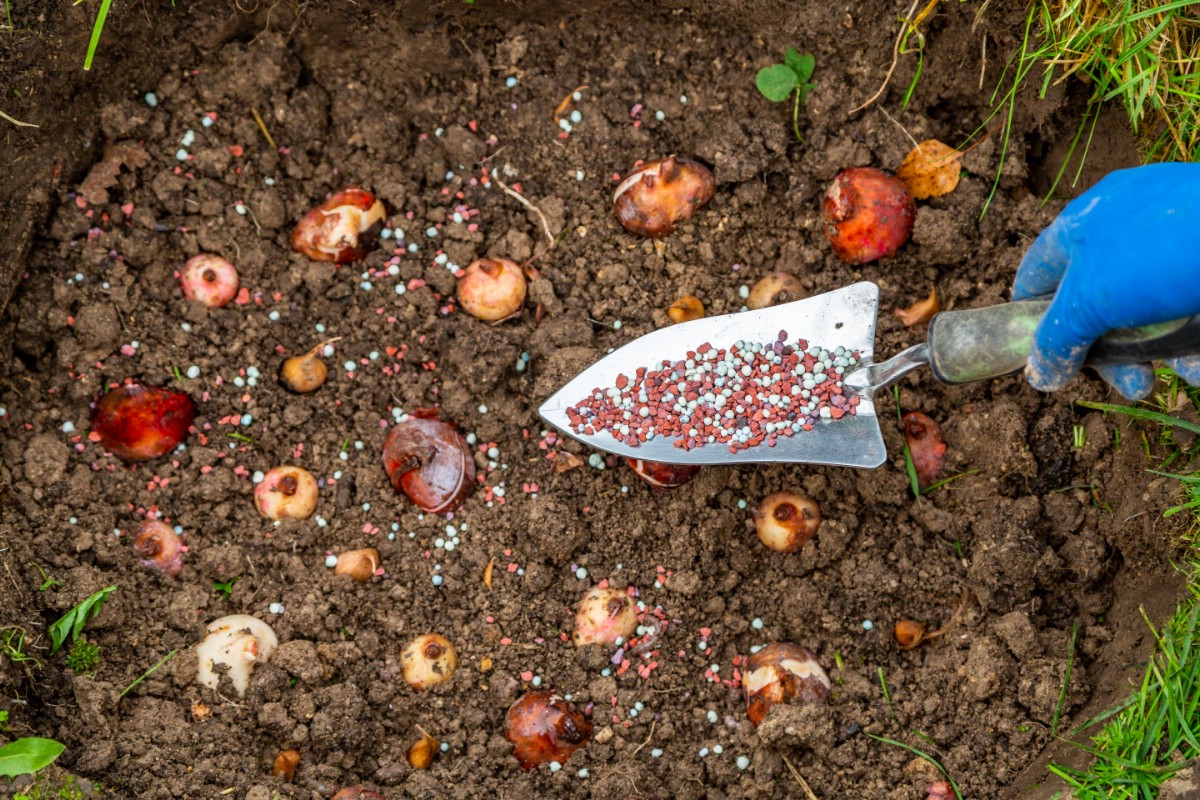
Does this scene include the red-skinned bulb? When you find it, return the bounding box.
[626,459,701,492]
[613,156,715,238]
[132,520,184,576]
[382,412,475,514]
[902,411,948,489]
[823,167,915,265]
[505,691,593,769]
[180,254,239,308]
[291,188,386,264]
[90,380,195,462]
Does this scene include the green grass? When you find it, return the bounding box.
[1049,573,1200,798]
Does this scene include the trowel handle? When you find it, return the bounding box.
[926,301,1200,385]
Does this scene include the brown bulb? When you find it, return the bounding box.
[334,548,380,582]
[331,789,387,800]
[626,458,701,492]
[132,520,185,576]
[743,642,831,726]
[613,156,715,238]
[271,749,300,781]
[505,691,593,769]
[407,726,439,770]
[752,491,821,553]
[668,295,705,324]
[894,619,927,650]
[280,338,341,394]
[747,272,805,310]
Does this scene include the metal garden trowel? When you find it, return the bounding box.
[538,281,1200,468]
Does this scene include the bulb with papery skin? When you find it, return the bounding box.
[823,167,915,265]
[132,520,184,576]
[90,380,196,462]
[753,491,821,553]
[457,258,527,322]
[291,188,386,263]
[626,458,701,492]
[613,156,715,238]
[195,614,277,697]
[254,466,318,521]
[180,254,240,308]
[747,272,805,310]
[382,413,475,514]
[334,548,380,582]
[572,586,638,647]
[743,642,831,726]
[505,691,593,769]
[401,634,458,690]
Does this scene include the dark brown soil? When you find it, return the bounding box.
[0,2,1182,799]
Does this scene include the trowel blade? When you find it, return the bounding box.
[537,281,887,467]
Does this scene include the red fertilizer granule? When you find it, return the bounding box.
[567,331,861,454]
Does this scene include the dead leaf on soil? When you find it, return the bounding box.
[895,139,962,199]
[553,451,585,473]
[78,141,150,205]
[895,288,940,327]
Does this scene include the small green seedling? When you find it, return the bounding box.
[48,586,116,655]
[64,638,101,675]
[755,48,816,142]
[31,562,60,592]
[213,577,239,600]
[0,736,65,779]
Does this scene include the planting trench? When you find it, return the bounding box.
[0,2,1185,798]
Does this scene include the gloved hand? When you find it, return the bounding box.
[1013,162,1200,400]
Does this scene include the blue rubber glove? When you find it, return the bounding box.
[1013,162,1200,399]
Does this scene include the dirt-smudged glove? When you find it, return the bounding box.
[1012,162,1200,399]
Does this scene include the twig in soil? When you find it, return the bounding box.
[251,107,277,150]
[0,109,37,128]
[491,174,556,248]
[629,719,657,758]
[781,756,820,800]
[979,34,988,90]
[877,106,920,150]
[850,0,922,115]
[118,648,178,699]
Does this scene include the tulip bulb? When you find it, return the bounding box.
[272,749,300,781]
[279,338,341,394]
[457,258,527,322]
[626,458,700,492]
[613,156,715,238]
[505,691,593,769]
[90,380,195,462]
[382,415,475,514]
[407,726,439,770]
[753,491,821,553]
[743,642,830,726]
[334,548,380,582]
[667,295,705,324]
[747,272,805,310]
[572,586,638,648]
[196,614,278,696]
[401,634,458,691]
[823,167,915,265]
[291,188,386,263]
[132,519,184,576]
[180,254,240,308]
[331,789,386,800]
[254,466,318,521]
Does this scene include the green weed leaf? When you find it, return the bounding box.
[0,737,65,778]
[756,64,797,103]
[48,586,115,655]
[785,48,815,82]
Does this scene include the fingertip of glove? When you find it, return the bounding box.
[1095,364,1156,401]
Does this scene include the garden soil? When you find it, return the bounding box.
[0,2,1183,799]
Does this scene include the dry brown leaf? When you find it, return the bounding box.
[78,142,150,205]
[483,557,495,591]
[895,140,962,200]
[895,288,940,327]
[553,451,585,473]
